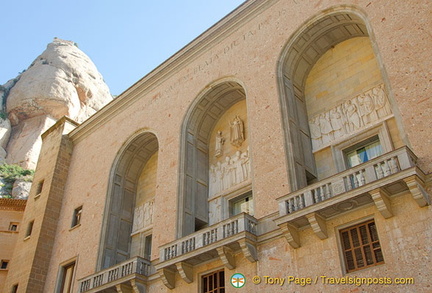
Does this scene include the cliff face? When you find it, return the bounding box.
[0,38,113,170]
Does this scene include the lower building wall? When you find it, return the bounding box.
[0,202,25,293]
[141,191,430,293]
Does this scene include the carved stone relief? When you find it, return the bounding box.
[214,131,225,158]
[132,200,154,233]
[230,115,245,147]
[209,147,250,197]
[309,84,392,151]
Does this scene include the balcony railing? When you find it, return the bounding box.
[278,146,420,216]
[275,146,429,247]
[78,256,152,293]
[159,212,257,263]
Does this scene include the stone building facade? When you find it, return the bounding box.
[0,198,26,293]
[4,0,432,292]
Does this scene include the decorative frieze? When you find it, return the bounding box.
[209,148,250,196]
[132,200,154,233]
[309,84,392,151]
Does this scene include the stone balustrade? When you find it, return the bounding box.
[78,257,152,293]
[159,213,257,263]
[275,146,429,248]
[278,146,418,217]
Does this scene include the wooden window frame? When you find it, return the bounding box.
[202,269,225,293]
[339,219,384,273]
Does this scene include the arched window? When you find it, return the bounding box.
[178,80,251,237]
[278,8,398,191]
[98,132,158,269]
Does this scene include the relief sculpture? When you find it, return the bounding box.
[209,147,250,197]
[230,115,245,147]
[308,84,392,151]
[214,130,225,157]
[132,200,154,233]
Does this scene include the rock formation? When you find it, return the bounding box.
[0,38,113,170]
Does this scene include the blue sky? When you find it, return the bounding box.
[0,0,245,95]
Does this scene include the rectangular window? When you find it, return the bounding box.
[71,206,82,228]
[202,269,225,293]
[58,262,75,293]
[230,192,253,217]
[144,234,152,260]
[35,180,44,197]
[9,222,18,231]
[345,136,382,167]
[340,220,384,273]
[11,284,18,293]
[25,220,34,238]
[1,260,9,269]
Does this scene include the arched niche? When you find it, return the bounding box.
[178,80,247,238]
[277,7,393,191]
[98,131,159,269]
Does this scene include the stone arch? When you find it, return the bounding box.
[98,130,159,269]
[277,6,391,191]
[178,78,247,238]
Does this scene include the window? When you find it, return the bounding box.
[345,136,383,167]
[144,234,152,260]
[340,219,384,273]
[1,260,9,269]
[25,220,34,238]
[202,269,225,293]
[71,206,82,228]
[58,262,75,293]
[9,222,18,231]
[35,180,44,197]
[229,192,253,217]
[11,284,18,293]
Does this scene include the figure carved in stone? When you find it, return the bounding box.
[208,149,251,197]
[319,112,333,144]
[230,115,245,147]
[232,151,244,184]
[308,84,392,151]
[309,116,322,150]
[143,200,154,228]
[358,93,377,125]
[373,85,391,118]
[345,100,362,132]
[221,156,232,190]
[329,108,344,139]
[241,147,250,180]
[214,130,225,157]
[132,200,154,232]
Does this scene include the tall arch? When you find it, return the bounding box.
[277,6,392,191]
[98,131,159,269]
[178,79,247,238]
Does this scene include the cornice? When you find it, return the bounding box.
[69,0,278,143]
[0,198,27,211]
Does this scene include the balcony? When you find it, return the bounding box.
[155,213,258,289]
[78,257,153,293]
[275,146,430,248]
